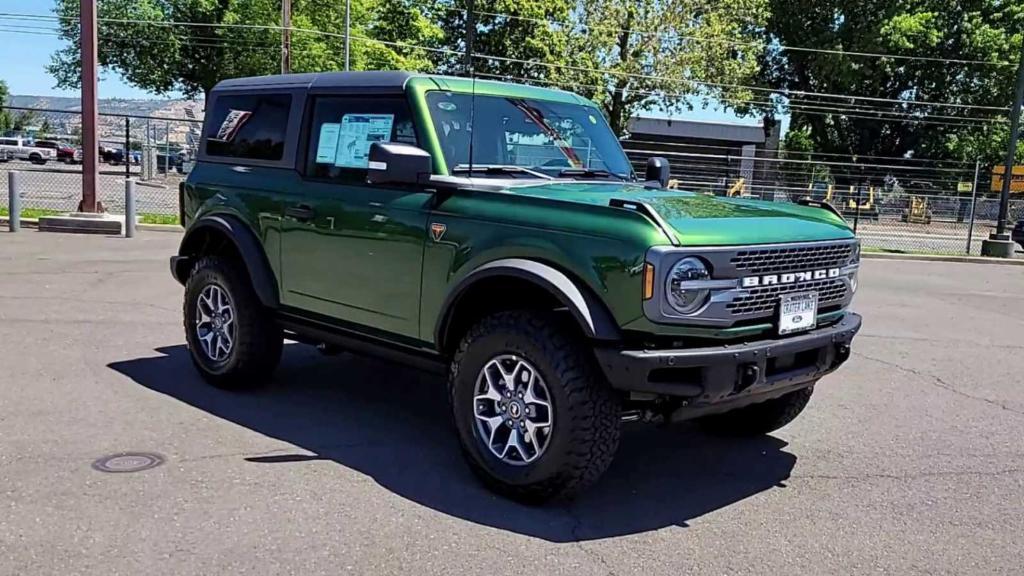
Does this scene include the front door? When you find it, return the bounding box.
[280,95,431,340]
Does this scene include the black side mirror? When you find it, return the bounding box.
[645,157,671,188]
[366,142,433,186]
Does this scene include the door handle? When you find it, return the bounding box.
[285,204,315,222]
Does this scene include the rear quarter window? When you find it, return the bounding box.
[204,93,292,161]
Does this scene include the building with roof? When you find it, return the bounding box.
[621,116,782,197]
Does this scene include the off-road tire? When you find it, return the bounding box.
[183,255,282,389]
[449,311,621,503]
[698,385,815,436]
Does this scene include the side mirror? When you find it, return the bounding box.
[366,142,433,186]
[645,157,671,188]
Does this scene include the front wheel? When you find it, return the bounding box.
[450,311,621,502]
[698,385,815,436]
[183,255,282,389]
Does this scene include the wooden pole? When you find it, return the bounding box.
[79,0,100,212]
[281,0,291,74]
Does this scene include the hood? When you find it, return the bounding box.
[501,181,854,246]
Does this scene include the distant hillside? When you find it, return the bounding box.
[7,94,203,118]
[5,94,205,146]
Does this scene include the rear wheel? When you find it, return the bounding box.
[450,311,621,502]
[183,255,282,389]
[698,385,815,436]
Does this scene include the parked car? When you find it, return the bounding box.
[0,137,56,164]
[33,140,77,163]
[99,145,118,163]
[171,71,863,502]
[108,148,141,165]
[156,150,185,173]
[1013,218,1024,250]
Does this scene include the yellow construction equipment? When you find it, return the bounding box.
[902,196,933,225]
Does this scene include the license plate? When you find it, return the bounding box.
[779,292,818,335]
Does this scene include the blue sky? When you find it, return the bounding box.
[0,0,165,99]
[0,0,765,127]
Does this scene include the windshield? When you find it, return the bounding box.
[425,92,634,180]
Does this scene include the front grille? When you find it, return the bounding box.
[731,243,855,275]
[727,278,848,316]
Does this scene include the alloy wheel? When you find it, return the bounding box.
[473,355,554,466]
[195,284,235,362]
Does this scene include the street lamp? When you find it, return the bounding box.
[981,43,1024,258]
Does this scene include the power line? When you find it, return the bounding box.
[3,10,1010,112]
[473,71,1008,127]
[470,53,1011,112]
[621,139,980,165]
[409,0,1015,67]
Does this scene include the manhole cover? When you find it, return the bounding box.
[91,452,165,473]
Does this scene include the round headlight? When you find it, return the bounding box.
[666,257,711,315]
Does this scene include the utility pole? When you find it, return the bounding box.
[344,0,351,71]
[79,0,100,213]
[982,42,1024,257]
[464,0,475,75]
[281,0,291,74]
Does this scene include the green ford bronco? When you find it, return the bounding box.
[171,71,861,501]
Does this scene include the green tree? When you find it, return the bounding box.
[434,0,577,82]
[12,110,38,132]
[761,0,1023,163]
[48,0,442,100]
[565,0,770,135]
[0,80,12,134]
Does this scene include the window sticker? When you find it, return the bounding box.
[334,114,395,168]
[212,109,252,142]
[315,123,341,164]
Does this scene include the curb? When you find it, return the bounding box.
[2,217,182,233]
[863,252,1024,267]
[0,216,39,229]
[138,223,183,233]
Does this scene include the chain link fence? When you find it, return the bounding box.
[624,138,1024,255]
[1,107,197,222]
[3,107,1023,255]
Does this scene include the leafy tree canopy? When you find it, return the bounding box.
[0,80,11,133]
[564,0,769,135]
[761,0,1024,163]
[49,0,442,99]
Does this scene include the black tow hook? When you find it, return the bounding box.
[736,364,760,393]
[835,343,851,365]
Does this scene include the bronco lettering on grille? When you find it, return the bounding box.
[741,268,841,288]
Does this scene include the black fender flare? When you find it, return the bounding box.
[171,214,279,309]
[435,258,622,351]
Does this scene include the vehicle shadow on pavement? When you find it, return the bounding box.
[109,344,797,543]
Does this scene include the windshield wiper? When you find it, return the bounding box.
[558,168,626,181]
[453,165,553,179]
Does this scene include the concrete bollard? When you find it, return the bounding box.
[124,179,136,238]
[8,171,21,232]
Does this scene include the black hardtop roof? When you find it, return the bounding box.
[212,71,417,93]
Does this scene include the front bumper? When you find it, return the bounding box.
[595,312,861,405]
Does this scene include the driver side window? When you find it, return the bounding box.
[304,96,418,183]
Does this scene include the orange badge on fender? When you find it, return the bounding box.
[430,223,447,242]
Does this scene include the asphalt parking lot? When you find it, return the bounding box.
[1,231,1023,575]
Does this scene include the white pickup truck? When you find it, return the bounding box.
[0,137,56,164]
